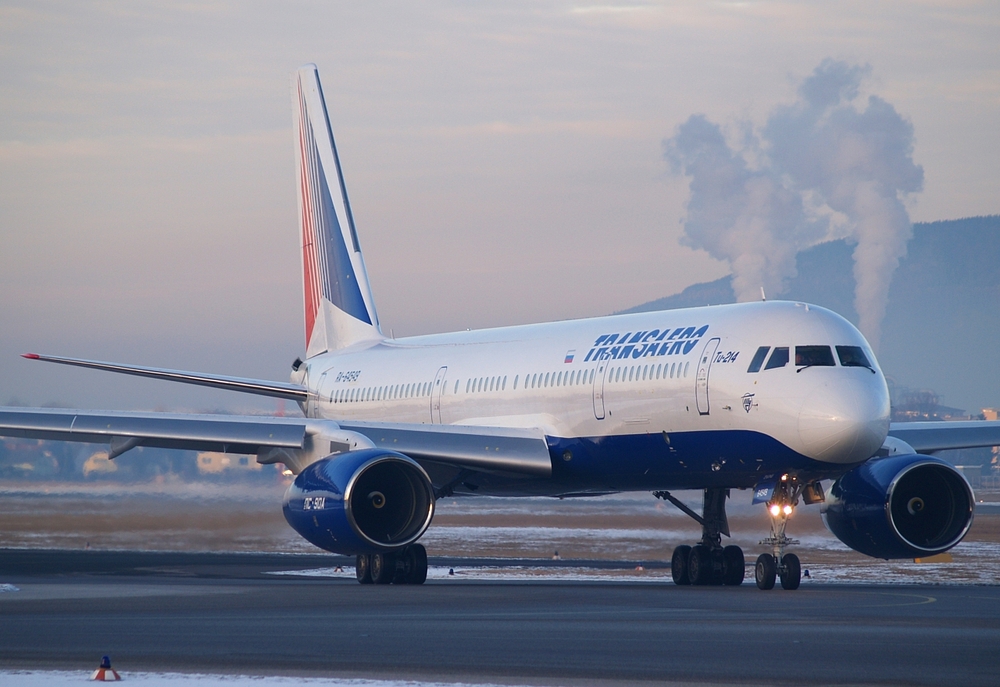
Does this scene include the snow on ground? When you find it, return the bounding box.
[0,673,524,687]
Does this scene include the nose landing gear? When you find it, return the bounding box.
[756,475,815,590]
[657,488,745,587]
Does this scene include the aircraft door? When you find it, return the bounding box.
[592,356,609,420]
[695,338,721,416]
[311,371,328,416]
[431,366,448,424]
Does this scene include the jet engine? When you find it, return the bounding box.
[282,449,435,555]
[822,453,974,559]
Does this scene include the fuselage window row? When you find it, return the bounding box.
[330,366,621,404]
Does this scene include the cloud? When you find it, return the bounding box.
[665,59,924,349]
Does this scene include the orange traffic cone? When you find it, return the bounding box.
[91,655,121,681]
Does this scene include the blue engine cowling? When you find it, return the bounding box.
[822,454,974,559]
[282,449,435,555]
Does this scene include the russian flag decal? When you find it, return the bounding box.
[564,350,575,364]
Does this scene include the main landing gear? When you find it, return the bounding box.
[656,488,745,587]
[355,543,428,585]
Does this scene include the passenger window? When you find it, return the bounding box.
[747,346,770,373]
[764,347,790,370]
[670,363,675,378]
[589,369,595,383]
[837,345,872,369]
[795,345,835,367]
[545,372,550,387]
[514,375,519,389]
[684,362,689,377]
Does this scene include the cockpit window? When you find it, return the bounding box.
[763,347,789,370]
[837,345,872,369]
[795,345,835,367]
[747,346,770,373]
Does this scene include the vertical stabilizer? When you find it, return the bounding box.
[293,64,382,357]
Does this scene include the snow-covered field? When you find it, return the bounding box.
[1,483,997,585]
[0,673,524,687]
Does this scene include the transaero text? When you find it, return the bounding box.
[583,325,709,362]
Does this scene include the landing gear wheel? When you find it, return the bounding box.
[755,553,776,590]
[403,544,428,585]
[688,545,712,586]
[722,545,745,586]
[780,553,801,590]
[370,552,395,585]
[355,554,373,584]
[671,545,692,585]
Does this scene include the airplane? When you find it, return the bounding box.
[3,64,999,590]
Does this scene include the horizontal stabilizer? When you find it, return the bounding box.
[22,353,308,402]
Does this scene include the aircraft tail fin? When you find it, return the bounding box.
[293,64,382,357]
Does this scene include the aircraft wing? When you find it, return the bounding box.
[0,407,308,458]
[0,407,552,476]
[888,421,1000,454]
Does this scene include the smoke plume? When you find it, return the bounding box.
[665,59,924,350]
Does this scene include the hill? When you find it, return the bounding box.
[621,216,1000,413]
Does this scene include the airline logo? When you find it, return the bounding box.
[583,325,709,362]
[295,68,373,349]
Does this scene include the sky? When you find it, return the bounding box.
[1,1,998,411]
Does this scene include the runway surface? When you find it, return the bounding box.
[1,550,999,686]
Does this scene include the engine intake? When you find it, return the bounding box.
[283,449,435,555]
[822,454,974,559]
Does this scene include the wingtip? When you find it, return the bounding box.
[21,353,40,359]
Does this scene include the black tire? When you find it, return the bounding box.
[755,553,776,590]
[370,552,395,585]
[780,553,801,590]
[722,545,745,586]
[355,554,373,584]
[671,545,692,585]
[404,544,428,585]
[688,545,712,586]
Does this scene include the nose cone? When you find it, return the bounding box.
[798,375,889,464]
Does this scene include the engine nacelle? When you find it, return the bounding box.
[282,449,435,555]
[822,454,974,559]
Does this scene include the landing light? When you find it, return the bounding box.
[783,504,793,515]
[770,504,781,517]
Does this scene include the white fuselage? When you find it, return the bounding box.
[295,300,890,493]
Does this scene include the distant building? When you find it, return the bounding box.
[82,451,118,477]
[196,452,261,474]
[984,409,1000,474]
